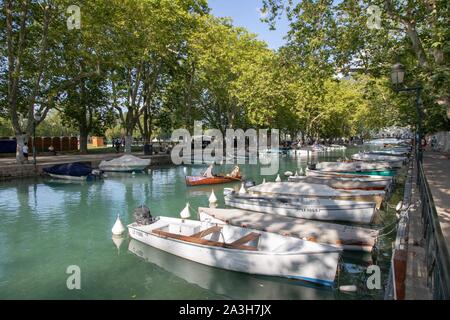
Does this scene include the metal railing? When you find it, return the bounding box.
[418,161,450,299]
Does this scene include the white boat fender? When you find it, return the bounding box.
[275,174,281,182]
[339,285,357,292]
[180,203,191,219]
[223,188,234,196]
[209,189,218,204]
[284,171,293,177]
[294,171,298,176]
[239,183,247,194]
[112,214,126,236]
[299,167,304,175]
[262,178,266,184]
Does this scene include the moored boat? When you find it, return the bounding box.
[186,165,242,186]
[248,182,385,209]
[98,155,150,172]
[185,175,241,186]
[198,207,379,252]
[351,153,406,167]
[43,162,103,181]
[224,192,377,223]
[305,168,394,181]
[128,216,341,286]
[315,161,394,172]
[287,175,391,191]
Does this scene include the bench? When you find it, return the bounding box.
[231,232,260,247]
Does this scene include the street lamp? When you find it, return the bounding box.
[33,111,42,165]
[390,63,424,174]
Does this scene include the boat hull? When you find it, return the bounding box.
[185,176,241,186]
[306,169,393,181]
[98,165,148,172]
[288,176,389,190]
[224,194,376,224]
[339,170,395,177]
[47,173,87,181]
[128,218,340,286]
[248,182,385,209]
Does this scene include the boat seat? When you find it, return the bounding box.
[230,233,260,247]
[191,226,222,238]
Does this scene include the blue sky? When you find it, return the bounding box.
[208,0,290,50]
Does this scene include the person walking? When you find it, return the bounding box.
[22,143,29,163]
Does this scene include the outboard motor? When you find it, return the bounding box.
[134,205,153,225]
[307,163,317,170]
[244,180,256,188]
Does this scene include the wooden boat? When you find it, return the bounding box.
[248,182,385,209]
[305,168,394,181]
[224,192,377,223]
[316,161,394,171]
[99,155,150,172]
[366,149,409,156]
[339,170,395,176]
[351,153,406,167]
[128,216,341,286]
[288,175,390,191]
[185,175,241,186]
[198,207,379,252]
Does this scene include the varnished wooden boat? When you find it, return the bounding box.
[185,175,241,186]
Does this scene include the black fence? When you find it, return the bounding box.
[418,161,450,299]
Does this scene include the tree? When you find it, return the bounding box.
[261,0,450,130]
[106,0,208,153]
[1,0,102,163]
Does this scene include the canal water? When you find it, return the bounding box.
[0,147,404,299]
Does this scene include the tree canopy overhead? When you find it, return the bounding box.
[1,0,446,162]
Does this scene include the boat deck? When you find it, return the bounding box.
[198,207,379,252]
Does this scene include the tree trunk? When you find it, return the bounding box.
[79,129,88,154]
[15,133,27,163]
[125,134,133,154]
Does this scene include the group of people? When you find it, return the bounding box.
[202,164,241,179]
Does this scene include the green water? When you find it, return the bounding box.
[0,148,403,299]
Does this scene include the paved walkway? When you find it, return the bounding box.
[0,152,169,167]
[423,151,450,257]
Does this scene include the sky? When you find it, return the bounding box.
[208,0,290,50]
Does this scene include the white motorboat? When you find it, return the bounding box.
[316,161,394,172]
[128,216,342,286]
[248,182,385,209]
[287,175,391,190]
[351,153,406,167]
[99,155,150,172]
[224,192,377,224]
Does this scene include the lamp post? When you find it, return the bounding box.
[33,111,42,165]
[390,63,423,170]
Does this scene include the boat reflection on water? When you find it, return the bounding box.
[128,239,336,300]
